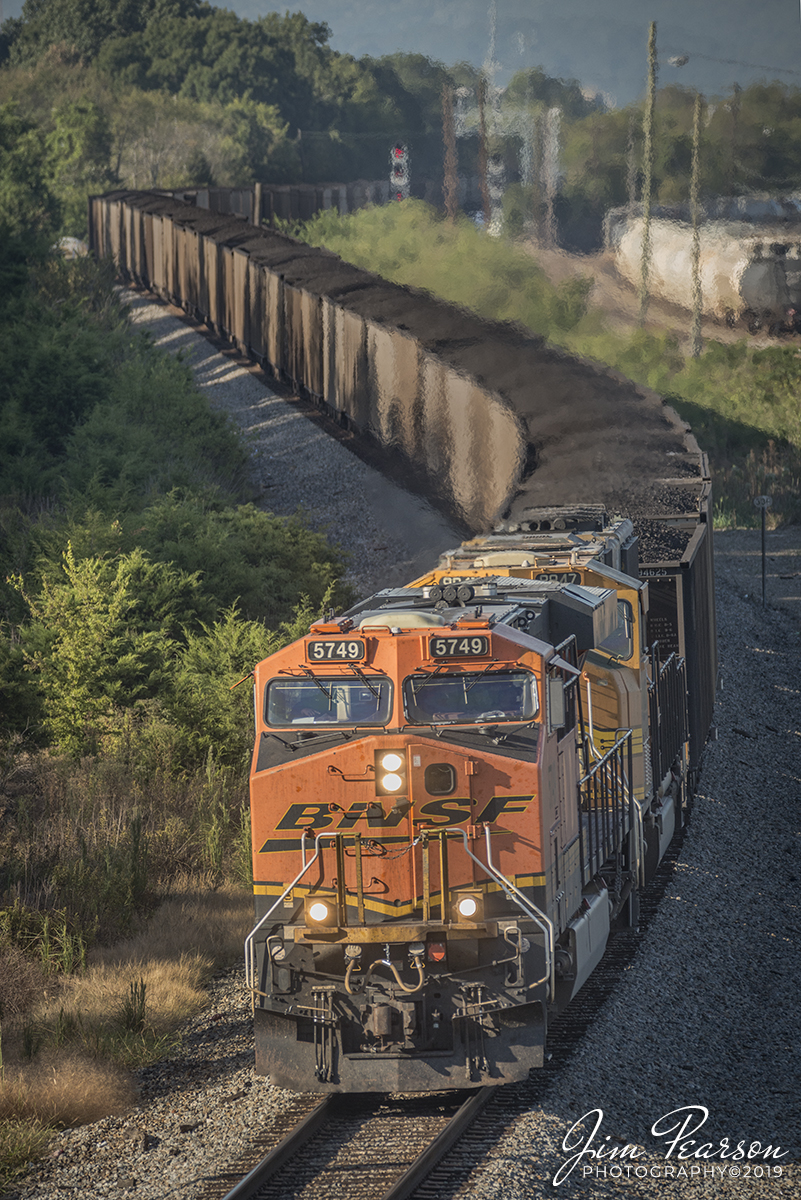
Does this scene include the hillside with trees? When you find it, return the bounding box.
[0,83,352,1188]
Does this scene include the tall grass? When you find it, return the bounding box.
[291,202,593,338]
[0,885,252,1190]
[296,202,801,528]
[0,750,252,945]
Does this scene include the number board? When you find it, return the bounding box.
[306,639,365,662]
[430,635,490,659]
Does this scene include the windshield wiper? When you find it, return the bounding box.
[300,666,333,701]
[265,732,297,752]
[491,719,539,744]
[346,663,381,698]
[465,662,501,693]
[408,664,446,696]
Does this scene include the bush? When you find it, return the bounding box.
[16,544,190,758]
[297,200,592,336]
[135,489,351,624]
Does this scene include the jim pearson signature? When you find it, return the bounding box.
[553,1106,789,1185]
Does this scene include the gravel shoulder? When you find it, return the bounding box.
[10,294,801,1200]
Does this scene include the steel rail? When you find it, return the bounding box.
[219,1095,335,1200]
[378,1087,494,1200]
[217,1087,492,1200]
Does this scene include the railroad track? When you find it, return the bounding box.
[201,822,685,1200]
[202,1087,492,1200]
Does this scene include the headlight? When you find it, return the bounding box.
[374,749,408,796]
[304,896,339,928]
[451,890,484,922]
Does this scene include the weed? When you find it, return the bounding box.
[118,978,147,1035]
[21,1021,44,1062]
[0,1118,53,1194]
[0,902,89,976]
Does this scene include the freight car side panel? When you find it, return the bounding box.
[641,521,717,775]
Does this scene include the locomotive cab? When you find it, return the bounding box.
[246,568,669,1092]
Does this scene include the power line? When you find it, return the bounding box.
[664,47,801,81]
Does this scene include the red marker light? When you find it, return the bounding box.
[428,942,446,962]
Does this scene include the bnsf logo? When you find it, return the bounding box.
[259,794,533,851]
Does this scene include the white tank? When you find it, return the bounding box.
[614,217,801,323]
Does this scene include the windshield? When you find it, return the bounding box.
[403,670,539,726]
[266,677,393,727]
[598,600,634,660]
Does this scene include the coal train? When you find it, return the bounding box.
[89,191,717,1092]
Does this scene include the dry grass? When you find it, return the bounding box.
[0,747,255,1187]
[0,1118,54,1194]
[89,884,253,973]
[0,944,46,1018]
[0,1055,136,1126]
[0,885,252,1138]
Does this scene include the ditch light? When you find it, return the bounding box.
[304,896,340,929]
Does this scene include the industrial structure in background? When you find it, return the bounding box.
[606,197,801,334]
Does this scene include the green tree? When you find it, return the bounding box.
[0,101,59,287]
[46,98,114,235]
[16,544,195,756]
[135,490,351,626]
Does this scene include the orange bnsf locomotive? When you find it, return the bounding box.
[246,509,694,1093]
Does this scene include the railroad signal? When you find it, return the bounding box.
[390,142,410,201]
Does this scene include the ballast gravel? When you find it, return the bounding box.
[10,294,801,1200]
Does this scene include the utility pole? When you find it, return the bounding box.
[478,78,491,229]
[626,113,638,213]
[542,107,561,248]
[639,21,657,326]
[690,91,703,357]
[442,85,459,222]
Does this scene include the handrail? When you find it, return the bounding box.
[578,728,634,888]
[447,826,555,1003]
[245,828,322,990]
[246,825,557,1001]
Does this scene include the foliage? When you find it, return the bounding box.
[0,901,88,975]
[1,4,430,183]
[0,1119,53,1194]
[297,200,591,336]
[15,544,192,756]
[165,597,325,770]
[0,252,131,518]
[0,101,60,290]
[134,490,350,624]
[60,346,249,506]
[297,199,801,527]
[45,99,115,234]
